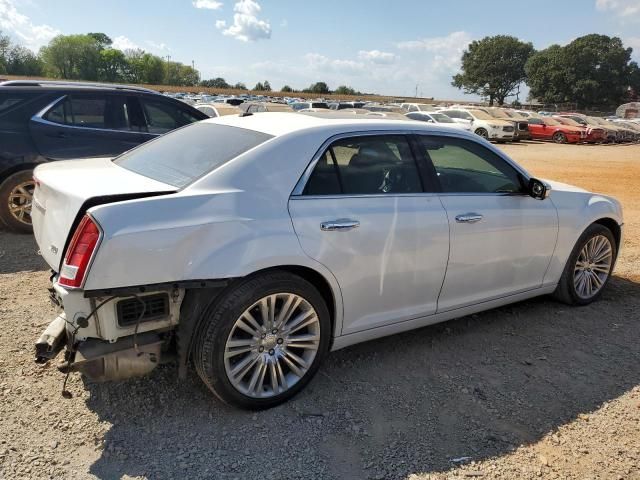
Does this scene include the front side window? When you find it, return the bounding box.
[303,135,422,195]
[417,136,524,194]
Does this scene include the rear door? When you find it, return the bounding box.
[288,133,450,335]
[29,94,155,160]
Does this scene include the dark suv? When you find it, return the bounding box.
[0,81,208,232]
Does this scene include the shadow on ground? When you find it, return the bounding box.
[0,230,48,274]
[84,275,640,480]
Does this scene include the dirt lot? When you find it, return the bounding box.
[0,142,639,480]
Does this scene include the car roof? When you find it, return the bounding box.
[204,111,474,138]
[0,80,158,94]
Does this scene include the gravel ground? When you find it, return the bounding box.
[0,142,639,480]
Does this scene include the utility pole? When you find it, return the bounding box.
[415,83,419,98]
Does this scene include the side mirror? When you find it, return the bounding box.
[528,178,551,200]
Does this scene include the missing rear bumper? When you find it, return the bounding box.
[69,333,163,382]
[35,314,67,363]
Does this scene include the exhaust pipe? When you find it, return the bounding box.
[35,315,67,363]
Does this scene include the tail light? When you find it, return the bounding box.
[59,215,101,288]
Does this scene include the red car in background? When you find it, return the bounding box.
[553,116,606,143]
[527,116,585,143]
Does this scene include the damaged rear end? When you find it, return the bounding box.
[32,157,179,381]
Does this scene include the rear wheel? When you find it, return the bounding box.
[0,170,35,234]
[193,271,331,409]
[553,224,616,305]
[552,132,567,144]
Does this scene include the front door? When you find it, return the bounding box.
[415,134,558,311]
[289,134,450,335]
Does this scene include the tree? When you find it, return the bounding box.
[452,35,535,105]
[307,81,330,94]
[99,48,127,82]
[526,34,636,108]
[87,33,113,48]
[40,34,102,80]
[200,77,230,88]
[5,45,43,76]
[334,85,357,95]
[253,81,265,91]
[0,31,10,74]
[263,80,271,91]
[233,82,247,90]
[280,85,294,93]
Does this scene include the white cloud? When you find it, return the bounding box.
[215,19,227,29]
[193,0,223,9]
[397,31,473,73]
[221,0,271,42]
[358,49,396,64]
[112,35,140,51]
[304,53,366,74]
[596,0,640,18]
[145,40,169,52]
[0,0,59,50]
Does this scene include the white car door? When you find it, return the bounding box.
[415,134,558,311]
[288,133,450,335]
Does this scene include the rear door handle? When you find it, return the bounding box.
[455,213,483,223]
[320,219,360,231]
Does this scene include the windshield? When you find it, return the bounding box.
[114,123,273,188]
[542,117,561,126]
[430,113,455,123]
[555,117,580,126]
[468,110,494,120]
[488,109,509,119]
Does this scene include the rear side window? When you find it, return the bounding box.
[303,135,422,195]
[44,95,130,130]
[0,92,33,114]
[141,98,202,134]
[114,123,273,188]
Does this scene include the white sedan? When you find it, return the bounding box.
[32,113,623,409]
[405,111,472,131]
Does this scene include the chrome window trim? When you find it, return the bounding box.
[31,95,156,137]
[291,129,532,197]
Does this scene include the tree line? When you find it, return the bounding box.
[453,34,640,108]
[0,31,362,95]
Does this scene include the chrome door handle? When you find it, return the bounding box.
[455,213,483,223]
[320,219,360,231]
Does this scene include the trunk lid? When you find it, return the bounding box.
[32,157,176,271]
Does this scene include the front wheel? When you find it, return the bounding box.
[0,170,35,233]
[553,224,616,305]
[193,271,331,409]
[475,128,489,139]
[552,132,567,144]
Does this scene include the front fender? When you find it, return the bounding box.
[544,188,623,284]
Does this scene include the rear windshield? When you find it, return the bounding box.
[114,122,273,188]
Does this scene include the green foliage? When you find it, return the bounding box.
[0,31,43,76]
[200,77,230,88]
[526,34,637,108]
[39,34,102,80]
[334,85,359,95]
[280,85,294,93]
[99,48,127,82]
[306,81,330,94]
[233,82,248,90]
[452,35,535,105]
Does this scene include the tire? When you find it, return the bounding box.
[552,132,567,144]
[193,271,331,409]
[0,170,35,234]
[552,224,617,306]
[475,128,489,139]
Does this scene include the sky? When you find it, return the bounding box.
[1,0,640,100]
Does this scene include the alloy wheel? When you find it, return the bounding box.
[223,293,321,398]
[573,235,613,299]
[7,180,35,226]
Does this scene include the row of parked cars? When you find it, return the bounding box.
[1,80,636,234]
